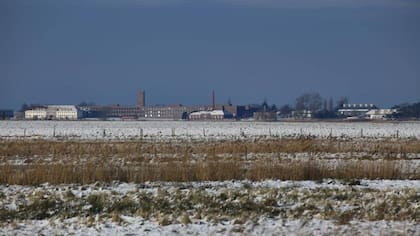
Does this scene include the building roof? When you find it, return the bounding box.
[190,110,230,116]
[342,104,376,109]
[366,109,397,115]
[47,105,77,111]
[26,105,78,112]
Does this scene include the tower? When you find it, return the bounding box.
[138,90,146,107]
[212,90,215,110]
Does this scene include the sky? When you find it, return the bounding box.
[1,0,419,110]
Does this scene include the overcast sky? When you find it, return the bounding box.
[1,0,419,109]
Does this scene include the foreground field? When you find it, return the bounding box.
[1,180,419,235]
[0,121,419,234]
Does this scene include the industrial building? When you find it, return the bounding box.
[143,105,209,120]
[337,104,398,120]
[82,105,142,119]
[140,89,225,120]
[25,107,47,120]
[25,105,79,120]
[338,104,377,118]
[366,109,398,120]
[189,110,233,120]
[78,89,240,120]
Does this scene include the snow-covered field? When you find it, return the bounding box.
[4,218,418,236]
[1,120,419,140]
[1,121,419,235]
[1,180,419,235]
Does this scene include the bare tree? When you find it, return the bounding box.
[295,93,323,112]
[295,96,306,111]
[336,97,349,109]
[279,104,293,115]
[328,97,334,111]
[19,103,29,112]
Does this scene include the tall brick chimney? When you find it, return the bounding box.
[212,90,215,110]
[138,90,145,107]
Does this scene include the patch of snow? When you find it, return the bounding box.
[1,121,419,140]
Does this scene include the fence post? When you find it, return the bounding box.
[360,128,363,138]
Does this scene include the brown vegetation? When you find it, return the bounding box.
[0,138,418,185]
[1,138,419,158]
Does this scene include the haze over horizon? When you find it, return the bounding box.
[1,0,419,110]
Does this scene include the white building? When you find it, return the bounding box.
[366,109,397,120]
[338,104,376,118]
[189,110,232,120]
[24,108,47,120]
[25,105,78,120]
[49,105,78,120]
[292,110,313,119]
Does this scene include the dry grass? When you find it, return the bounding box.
[0,138,418,185]
[1,138,419,158]
[0,159,412,185]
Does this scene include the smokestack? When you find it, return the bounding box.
[212,90,215,110]
[138,89,145,107]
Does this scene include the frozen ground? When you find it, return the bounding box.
[2,218,418,236]
[1,121,418,235]
[0,120,419,140]
[0,180,419,235]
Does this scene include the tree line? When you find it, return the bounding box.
[260,93,420,119]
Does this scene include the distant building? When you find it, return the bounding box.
[338,104,377,118]
[292,110,313,119]
[236,105,260,119]
[253,111,277,121]
[78,90,242,120]
[25,105,78,120]
[213,104,237,118]
[0,109,14,120]
[81,104,212,120]
[277,111,293,119]
[84,105,142,119]
[48,105,79,120]
[25,107,47,120]
[189,110,233,120]
[366,109,398,120]
[143,105,207,120]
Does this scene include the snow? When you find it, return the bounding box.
[1,218,418,236]
[0,120,419,140]
[1,120,419,235]
[1,180,419,235]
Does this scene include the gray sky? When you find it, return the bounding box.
[1,0,419,110]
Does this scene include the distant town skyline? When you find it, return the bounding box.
[1,0,419,110]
